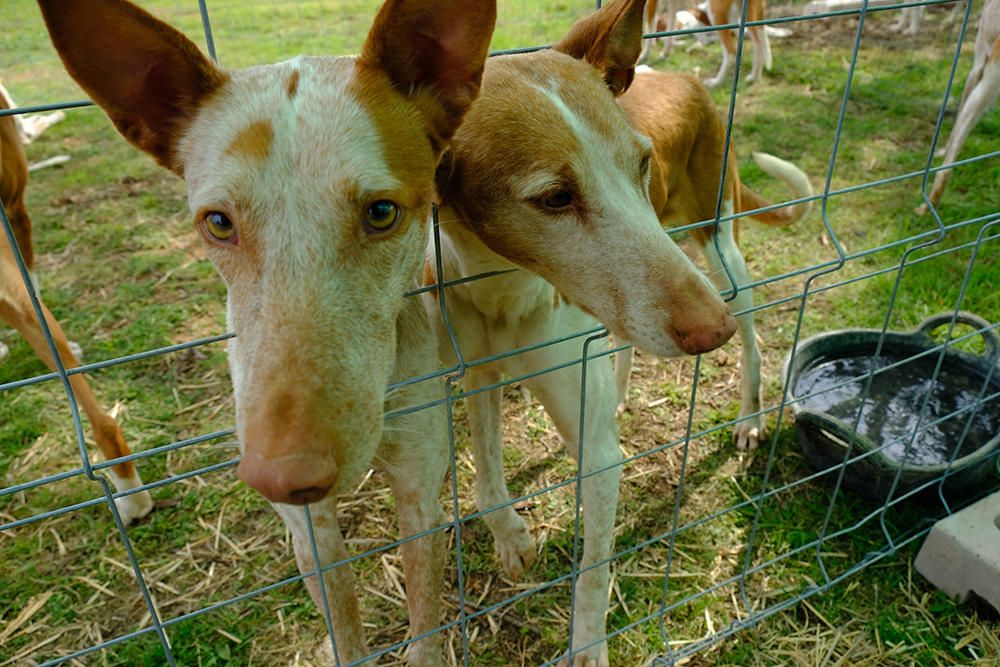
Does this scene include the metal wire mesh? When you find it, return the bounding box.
[1,0,997,665]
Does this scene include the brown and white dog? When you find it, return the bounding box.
[40,0,495,664]
[618,65,812,450]
[686,0,773,88]
[1,83,153,524]
[640,0,685,61]
[0,79,66,146]
[918,0,999,213]
[426,0,808,663]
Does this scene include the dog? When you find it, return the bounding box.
[640,0,685,62]
[686,0,773,88]
[1,82,153,525]
[0,79,66,146]
[890,5,924,35]
[427,1,740,664]
[917,0,999,213]
[39,0,495,664]
[617,64,813,451]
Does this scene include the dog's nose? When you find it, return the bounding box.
[237,452,337,505]
[673,310,737,355]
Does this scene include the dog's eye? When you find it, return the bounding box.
[365,200,400,232]
[640,155,651,177]
[203,212,237,243]
[542,190,573,210]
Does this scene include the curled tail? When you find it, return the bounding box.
[740,152,813,226]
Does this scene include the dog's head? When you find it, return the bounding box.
[438,0,734,357]
[39,0,495,505]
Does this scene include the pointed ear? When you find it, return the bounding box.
[360,0,497,150]
[554,0,647,96]
[37,0,226,174]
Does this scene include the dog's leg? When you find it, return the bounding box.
[277,499,371,665]
[923,61,1000,211]
[746,26,766,83]
[935,55,987,159]
[0,263,153,523]
[382,398,449,667]
[701,212,763,451]
[639,0,660,62]
[891,6,923,34]
[614,346,634,411]
[705,28,735,88]
[18,111,66,145]
[520,338,620,667]
[466,368,537,578]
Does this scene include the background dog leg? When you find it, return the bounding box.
[523,353,620,667]
[0,272,153,523]
[701,215,764,451]
[467,368,537,578]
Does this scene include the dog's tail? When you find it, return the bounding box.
[739,152,813,226]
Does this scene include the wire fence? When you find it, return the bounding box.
[1,0,998,665]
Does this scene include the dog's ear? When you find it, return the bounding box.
[38,0,225,175]
[434,149,458,201]
[361,0,497,151]
[554,0,646,96]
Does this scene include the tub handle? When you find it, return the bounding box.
[916,311,999,361]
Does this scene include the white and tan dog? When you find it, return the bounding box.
[686,0,773,88]
[640,0,685,61]
[2,79,153,525]
[618,64,812,451]
[0,79,66,145]
[426,1,761,664]
[40,0,495,664]
[918,0,999,213]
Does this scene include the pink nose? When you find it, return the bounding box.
[237,452,337,505]
[674,310,738,355]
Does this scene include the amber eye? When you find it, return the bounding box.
[542,190,573,210]
[365,200,400,232]
[203,212,236,242]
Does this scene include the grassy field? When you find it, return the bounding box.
[1,0,998,666]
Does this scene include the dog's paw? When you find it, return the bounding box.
[733,416,763,452]
[68,340,84,363]
[0,341,8,364]
[115,489,154,525]
[496,523,537,579]
[404,637,442,667]
[915,202,930,216]
[557,643,609,667]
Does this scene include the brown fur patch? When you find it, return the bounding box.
[286,69,300,99]
[422,259,439,294]
[347,61,437,215]
[225,120,274,162]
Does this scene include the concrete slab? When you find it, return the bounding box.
[915,490,1000,613]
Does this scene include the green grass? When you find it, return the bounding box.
[1,0,998,666]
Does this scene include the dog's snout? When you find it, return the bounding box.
[673,309,737,355]
[288,484,335,506]
[237,451,337,506]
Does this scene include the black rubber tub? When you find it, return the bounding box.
[783,312,1000,502]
